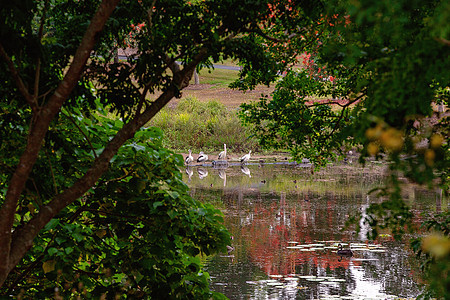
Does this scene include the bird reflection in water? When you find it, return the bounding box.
[197,168,208,179]
[240,165,251,177]
[185,167,193,182]
[218,169,227,187]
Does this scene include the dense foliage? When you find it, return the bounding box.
[3,105,230,298]
[237,0,449,297]
[0,0,296,297]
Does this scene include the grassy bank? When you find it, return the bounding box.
[147,97,260,155]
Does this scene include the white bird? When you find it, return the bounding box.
[185,149,193,165]
[197,151,208,163]
[240,150,251,164]
[218,144,227,160]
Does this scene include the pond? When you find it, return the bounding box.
[182,160,447,299]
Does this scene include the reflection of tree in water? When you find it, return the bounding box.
[188,165,429,298]
[357,242,421,296]
[217,188,419,297]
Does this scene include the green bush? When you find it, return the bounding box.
[149,97,259,154]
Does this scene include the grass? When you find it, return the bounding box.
[147,97,260,155]
[195,68,239,87]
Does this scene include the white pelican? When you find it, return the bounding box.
[240,150,251,164]
[185,149,193,165]
[218,143,227,160]
[197,151,208,163]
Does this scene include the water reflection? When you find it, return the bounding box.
[182,163,446,299]
[197,168,208,180]
[240,165,251,178]
[218,169,227,187]
[185,166,193,182]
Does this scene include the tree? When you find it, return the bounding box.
[0,0,298,297]
[238,0,449,297]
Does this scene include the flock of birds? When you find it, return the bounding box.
[184,143,252,165]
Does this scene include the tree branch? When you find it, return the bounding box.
[7,46,210,276]
[0,44,36,110]
[61,109,98,159]
[0,0,121,287]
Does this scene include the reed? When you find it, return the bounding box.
[148,97,260,153]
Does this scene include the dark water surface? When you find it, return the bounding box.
[182,162,447,299]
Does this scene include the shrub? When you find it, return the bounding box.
[148,97,259,154]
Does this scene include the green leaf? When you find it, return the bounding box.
[48,247,59,256]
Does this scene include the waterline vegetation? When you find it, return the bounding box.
[148,97,260,155]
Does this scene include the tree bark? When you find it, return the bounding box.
[1,39,206,288]
[0,0,121,288]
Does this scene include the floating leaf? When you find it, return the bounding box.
[284,277,299,281]
[320,281,339,285]
[306,278,325,282]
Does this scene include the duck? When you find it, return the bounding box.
[185,149,193,165]
[337,243,353,256]
[197,151,208,163]
[240,150,251,164]
[218,144,227,160]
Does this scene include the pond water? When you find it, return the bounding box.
[182,161,447,299]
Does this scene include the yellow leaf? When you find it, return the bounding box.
[422,234,450,259]
[430,134,444,149]
[42,260,56,273]
[96,229,107,238]
[27,203,35,215]
[424,149,435,166]
[367,142,379,156]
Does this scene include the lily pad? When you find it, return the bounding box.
[320,281,339,285]
[286,246,304,249]
[306,277,325,282]
[328,278,346,282]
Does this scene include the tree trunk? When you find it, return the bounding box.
[194,69,199,84]
[0,0,121,288]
